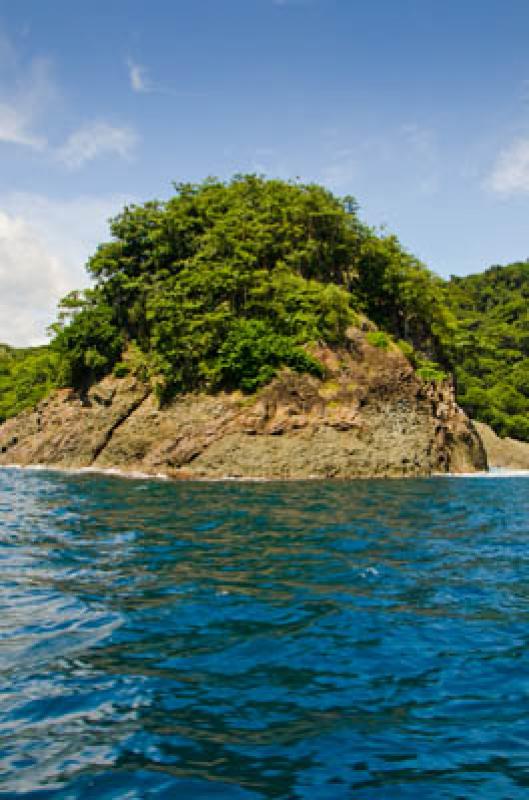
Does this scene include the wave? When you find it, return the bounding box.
[444,467,529,478]
[0,462,170,482]
[4,462,529,483]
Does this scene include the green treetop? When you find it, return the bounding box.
[51,175,453,401]
[446,261,529,440]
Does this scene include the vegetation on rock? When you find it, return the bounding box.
[49,175,451,403]
[0,345,58,424]
[4,175,528,444]
[446,262,529,441]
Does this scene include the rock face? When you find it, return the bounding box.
[473,421,529,470]
[0,335,487,479]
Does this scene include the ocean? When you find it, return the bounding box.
[1,467,528,798]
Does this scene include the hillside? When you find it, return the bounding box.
[0,344,58,424]
[0,175,493,478]
[49,175,454,399]
[1,176,455,424]
[447,262,529,441]
[3,175,527,458]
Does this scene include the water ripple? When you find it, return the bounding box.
[1,469,529,797]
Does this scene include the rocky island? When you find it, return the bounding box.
[3,174,529,479]
[0,336,486,479]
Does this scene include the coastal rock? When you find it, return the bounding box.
[0,377,149,469]
[473,421,529,470]
[0,336,487,479]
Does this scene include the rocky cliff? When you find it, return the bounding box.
[473,421,529,470]
[0,332,487,479]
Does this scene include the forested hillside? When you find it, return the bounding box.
[50,175,452,399]
[2,175,528,443]
[447,262,529,440]
[0,345,58,424]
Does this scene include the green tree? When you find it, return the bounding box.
[446,260,529,440]
[0,345,59,422]
[46,175,460,402]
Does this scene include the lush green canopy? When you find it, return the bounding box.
[0,345,58,424]
[0,175,472,422]
[50,175,452,400]
[446,261,529,440]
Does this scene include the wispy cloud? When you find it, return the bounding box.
[0,101,46,150]
[488,137,529,195]
[126,57,203,98]
[56,121,139,170]
[127,58,152,93]
[0,32,139,168]
[0,35,56,151]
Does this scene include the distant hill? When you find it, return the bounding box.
[447,261,529,440]
[0,345,58,423]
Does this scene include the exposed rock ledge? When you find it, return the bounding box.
[473,421,529,470]
[0,337,487,479]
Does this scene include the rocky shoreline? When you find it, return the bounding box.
[0,335,487,480]
[472,421,529,471]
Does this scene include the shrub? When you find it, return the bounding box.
[366,331,391,349]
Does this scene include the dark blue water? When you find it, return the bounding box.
[1,469,529,799]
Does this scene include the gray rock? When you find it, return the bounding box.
[0,336,487,479]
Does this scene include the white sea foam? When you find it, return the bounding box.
[3,462,529,482]
[361,566,380,578]
[0,463,169,481]
[443,468,529,478]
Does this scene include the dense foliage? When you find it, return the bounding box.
[0,176,478,423]
[0,345,58,423]
[50,175,452,401]
[447,262,529,440]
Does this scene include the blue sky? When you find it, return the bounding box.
[1,0,529,344]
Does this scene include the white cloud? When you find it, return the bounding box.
[488,138,529,195]
[0,193,134,346]
[0,33,139,167]
[0,101,46,149]
[56,122,139,170]
[0,211,66,345]
[125,57,204,98]
[127,59,152,93]
[0,42,56,150]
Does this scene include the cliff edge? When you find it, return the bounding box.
[0,334,486,479]
[473,421,529,470]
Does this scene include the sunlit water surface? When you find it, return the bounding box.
[1,468,529,799]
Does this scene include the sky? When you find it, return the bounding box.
[1,0,529,345]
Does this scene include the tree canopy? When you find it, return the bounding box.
[50,175,452,401]
[1,175,481,423]
[0,345,59,424]
[446,261,529,440]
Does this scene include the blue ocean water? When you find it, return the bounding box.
[1,468,529,799]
